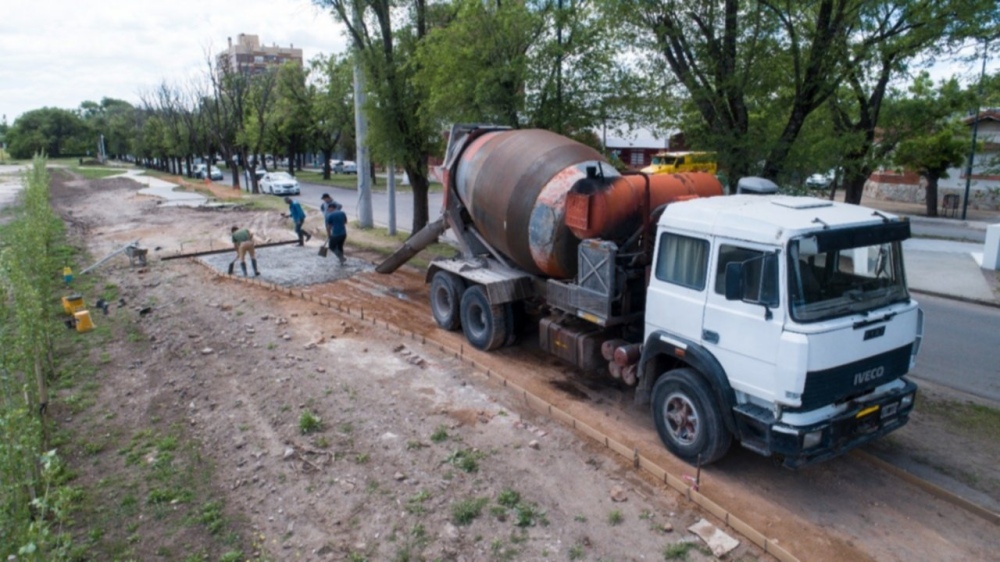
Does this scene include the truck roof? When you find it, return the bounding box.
[659,194,902,245]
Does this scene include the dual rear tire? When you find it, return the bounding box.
[430,271,513,351]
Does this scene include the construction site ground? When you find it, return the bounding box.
[46,171,999,561]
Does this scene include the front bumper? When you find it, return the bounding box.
[735,378,917,469]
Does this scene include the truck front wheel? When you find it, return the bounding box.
[651,368,731,465]
[430,271,464,331]
[460,285,507,351]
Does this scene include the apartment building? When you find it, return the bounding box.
[216,33,303,75]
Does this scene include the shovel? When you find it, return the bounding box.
[318,245,328,258]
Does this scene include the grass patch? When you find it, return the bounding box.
[446,448,485,473]
[663,541,696,560]
[916,393,1000,440]
[430,425,449,443]
[608,509,624,526]
[299,410,323,434]
[406,490,432,515]
[497,489,520,508]
[294,169,443,194]
[74,167,127,180]
[451,497,488,526]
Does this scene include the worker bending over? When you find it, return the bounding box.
[230,226,261,276]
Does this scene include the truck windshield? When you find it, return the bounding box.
[788,236,908,323]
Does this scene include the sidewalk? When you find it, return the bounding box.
[125,169,209,207]
[860,196,1000,306]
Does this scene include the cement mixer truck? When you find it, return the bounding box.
[378,125,922,468]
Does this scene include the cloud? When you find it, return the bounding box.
[0,0,348,123]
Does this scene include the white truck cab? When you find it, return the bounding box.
[641,195,922,468]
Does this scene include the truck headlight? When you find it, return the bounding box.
[803,430,823,449]
[900,393,914,410]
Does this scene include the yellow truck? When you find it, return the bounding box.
[641,151,717,175]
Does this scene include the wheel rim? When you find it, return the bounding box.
[663,392,699,446]
[467,301,487,337]
[432,285,453,317]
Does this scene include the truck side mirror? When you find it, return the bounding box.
[725,255,779,313]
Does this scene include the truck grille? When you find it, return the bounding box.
[795,344,912,411]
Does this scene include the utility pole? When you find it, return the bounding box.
[556,0,563,135]
[353,2,374,228]
[961,40,990,221]
[387,159,397,236]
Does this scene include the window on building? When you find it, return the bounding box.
[630,151,644,167]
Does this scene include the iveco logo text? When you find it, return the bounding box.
[853,366,885,386]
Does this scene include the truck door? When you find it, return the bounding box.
[702,242,783,403]
[646,232,711,342]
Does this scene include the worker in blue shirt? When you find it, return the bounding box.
[324,205,348,266]
[282,197,311,246]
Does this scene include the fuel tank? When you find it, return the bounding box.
[453,129,615,278]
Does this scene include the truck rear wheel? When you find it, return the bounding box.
[430,271,464,331]
[460,285,507,351]
[651,368,731,465]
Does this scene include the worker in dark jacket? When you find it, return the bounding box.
[324,206,348,266]
[282,197,311,246]
[230,226,260,276]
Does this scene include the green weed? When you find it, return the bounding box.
[451,497,488,526]
[446,448,484,473]
[430,426,448,443]
[299,410,323,434]
[663,541,696,560]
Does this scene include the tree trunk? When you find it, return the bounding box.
[406,164,430,233]
[925,175,939,217]
[322,149,333,180]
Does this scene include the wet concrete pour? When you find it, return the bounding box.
[196,242,372,287]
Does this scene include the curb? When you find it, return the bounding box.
[909,288,1000,309]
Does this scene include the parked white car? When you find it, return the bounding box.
[191,164,223,181]
[260,172,300,195]
[332,160,357,174]
[805,171,834,189]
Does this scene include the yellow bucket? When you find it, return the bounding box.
[62,294,85,315]
[74,310,95,333]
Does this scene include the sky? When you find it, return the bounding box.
[1,2,996,134]
[0,0,350,124]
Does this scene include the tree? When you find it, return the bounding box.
[415,0,640,140]
[204,54,249,190]
[238,67,280,194]
[308,54,355,180]
[414,0,541,128]
[316,0,437,232]
[616,0,990,196]
[881,73,974,216]
[5,108,88,158]
[893,120,968,216]
[77,98,136,160]
[817,0,994,204]
[274,62,313,175]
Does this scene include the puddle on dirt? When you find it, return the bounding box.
[549,379,590,401]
